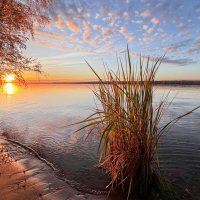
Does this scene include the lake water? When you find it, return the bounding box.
[0,83,200,198]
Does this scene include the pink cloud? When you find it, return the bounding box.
[56,16,64,30]
[67,34,80,42]
[141,10,151,18]
[151,18,159,25]
[143,25,148,30]
[147,27,154,34]
[66,20,80,33]
[82,21,92,42]
[119,27,135,41]
[34,29,64,39]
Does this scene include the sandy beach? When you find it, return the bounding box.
[0,138,107,200]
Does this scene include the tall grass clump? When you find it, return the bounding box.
[76,46,200,199]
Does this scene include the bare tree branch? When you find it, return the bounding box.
[0,0,52,82]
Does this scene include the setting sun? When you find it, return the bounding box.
[3,74,15,82]
[2,83,16,95]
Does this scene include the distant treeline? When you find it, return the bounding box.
[34,81,200,85]
[154,80,200,85]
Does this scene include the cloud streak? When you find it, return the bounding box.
[66,20,80,33]
[34,29,64,39]
[56,16,64,30]
[133,52,196,66]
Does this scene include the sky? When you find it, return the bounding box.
[25,0,200,82]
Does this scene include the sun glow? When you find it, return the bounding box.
[3,74,15,82]
[3,83,16,95]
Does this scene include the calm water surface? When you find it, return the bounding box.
[0,83,200,198]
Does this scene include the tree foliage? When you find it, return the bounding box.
[0,0,51,81]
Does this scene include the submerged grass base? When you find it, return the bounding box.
[110,172,178,200]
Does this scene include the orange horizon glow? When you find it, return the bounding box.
[23,71,95,83]
[21,66,200,83]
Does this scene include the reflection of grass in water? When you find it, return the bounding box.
[76,46,200,199]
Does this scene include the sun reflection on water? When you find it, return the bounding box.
[2,83,17,96]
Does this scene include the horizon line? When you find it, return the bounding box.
[24,80,200,85]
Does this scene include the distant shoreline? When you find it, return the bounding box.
[26,80,200,85]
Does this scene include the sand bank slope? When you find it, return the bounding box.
[0,138,106,200]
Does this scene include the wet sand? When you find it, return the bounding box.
[0,138,106,200]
